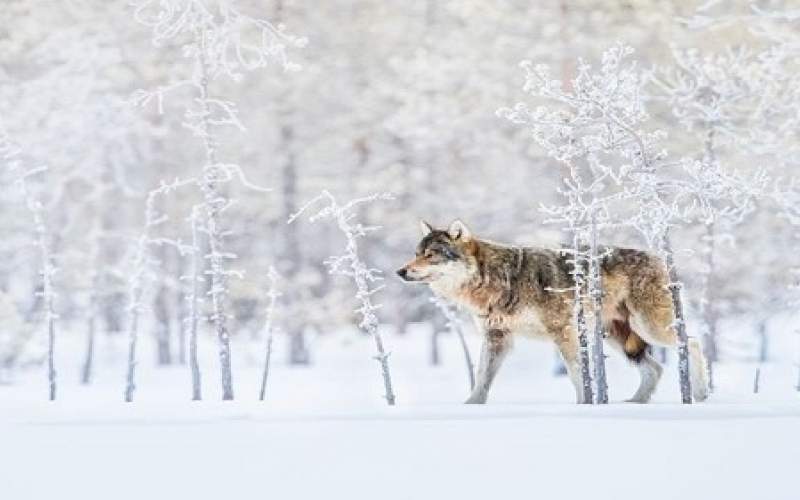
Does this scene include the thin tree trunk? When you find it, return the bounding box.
[195,27,234,401]
[757,319,768,363]
[700,220,718,390]
[154,277,172,366]
[46,299,56,401]
[125,191,162,402]
[273,0,309,366]
[188,209,202,401]
[430,328,441,366]
[661,231,693,404]
[589,216,609,404]
[796,362,800,392]
[259,334,274,401]
[80,302,96,385]
[432,297,475,390]
[281,124,309,366]
[29,190,57,400]
[453,323,475,390]
[2,128,57,399]
[700,126,720,390]
[366,317,395,406]
[572,231,594,405]
[125,288,139,403]
[340,210,395,405]
[259,269,280,401]
[81,225,101,385]
[177,256,187,365]
[753,366,761,393]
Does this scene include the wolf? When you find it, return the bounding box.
[396,220,709,404]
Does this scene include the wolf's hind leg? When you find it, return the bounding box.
[607,320,663,403]
[465,328,512,404]
[628,296,710,402]
[626,351,663,403]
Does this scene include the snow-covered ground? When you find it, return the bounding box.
[2,323,799,500]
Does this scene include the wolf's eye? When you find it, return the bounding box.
[424,249,436,258]
[442,248,458,260]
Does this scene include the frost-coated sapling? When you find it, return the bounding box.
[430,295,475,391]
[259,267,281,401]
[124,178,195,402]
[290,191,397,406]
[501,44,707,403]
[654,46,770,390]
[0,125,58,401]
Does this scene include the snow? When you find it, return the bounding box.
[2,324,799,500]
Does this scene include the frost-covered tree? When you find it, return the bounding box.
[130,0,305,400]
[503,44,713,403]
[290,191,396,405]
[124,178,194,402]
[653,46,770,389]
[0,124,58,401]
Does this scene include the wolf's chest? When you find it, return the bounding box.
[482,307,550,339]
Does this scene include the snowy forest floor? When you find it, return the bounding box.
[2,323,800,500]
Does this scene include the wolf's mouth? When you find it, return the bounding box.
[396,268,435,282]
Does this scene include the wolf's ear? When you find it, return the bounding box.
[419,220,434,237]
[448,220,471,241]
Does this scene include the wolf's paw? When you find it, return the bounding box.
[464,395,487,404]
[624,396,650,404]
[693,386,710,403]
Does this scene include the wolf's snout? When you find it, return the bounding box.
[396,268,409,280]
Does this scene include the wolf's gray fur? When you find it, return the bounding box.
[398,220,709,404]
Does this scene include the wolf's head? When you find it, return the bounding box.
[396,220,477,295]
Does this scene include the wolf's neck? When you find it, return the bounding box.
[429,267,472,299]
[431,274,506,318]
[457,242,526,315]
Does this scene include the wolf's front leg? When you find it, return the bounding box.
[465,328,512,404]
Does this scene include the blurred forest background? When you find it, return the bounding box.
[1,0,798,390]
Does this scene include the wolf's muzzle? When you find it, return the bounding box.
[396,268,410,280]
